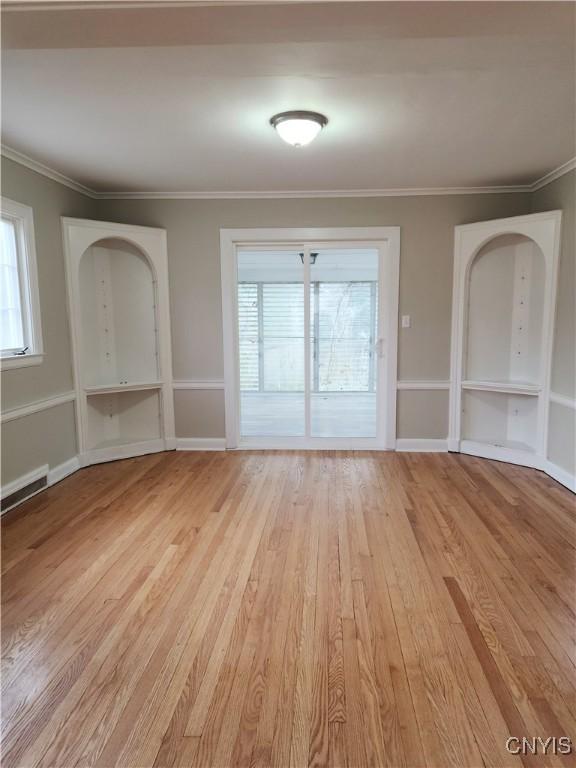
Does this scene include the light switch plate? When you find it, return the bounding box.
[401,315,411,328]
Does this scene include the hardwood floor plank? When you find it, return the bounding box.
[112,457,280,768]
[308,471,330,768]
[1,451,573,768]
[289,506,320,768]
[252,496,308,768]
[179,579,258,768]
[445,576,552,768]
[269,505,310,768]
[326,468,346,726]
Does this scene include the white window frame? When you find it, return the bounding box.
[221,227,400,450]
[0,198,43,369]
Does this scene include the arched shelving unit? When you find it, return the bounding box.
[63,218,175,466]
[449,211,562,468]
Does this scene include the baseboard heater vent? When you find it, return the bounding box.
[1,475,47,514]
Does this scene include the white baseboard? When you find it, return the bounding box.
[48,456,81,487]
[176,438,226,451]
[542,460,576,493]
[82,438,167,466]
[460,440,542,469]
[395,438,448,452]
[1,457,83,514]
[1,464,49,510]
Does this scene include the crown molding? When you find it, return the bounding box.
[530,157,576,192]
[98,185,533,199]
[2,144,574,201]
[1,144,97,198]
[0,0,378,9]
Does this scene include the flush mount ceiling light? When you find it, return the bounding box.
[270,110,328,147]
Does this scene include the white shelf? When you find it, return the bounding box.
[84,438,167,465]
[89,436,161,450]
[460,439,541,469]
[461,379,541,396]
[84,381,163,395]
[462,437,535,453]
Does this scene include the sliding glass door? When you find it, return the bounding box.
[237,250,305,437]
[310,249,379,438]
[234,241,392,447]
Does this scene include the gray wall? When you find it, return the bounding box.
[1,157,93,485]
[95,193,531,439]
[532,169,575,473]
[2,155,573,488]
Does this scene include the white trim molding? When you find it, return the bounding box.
[1,390,76,424]
[396,439,448,452]
[1,464,48,505]
[1,196,44,366]
[459,440,542,470]
[531,158,576,192]
[550,391,576,411]
[1,144,96,197]
[94,186,531,200]
[4,0,409,9]
[3,144,575,201]
[173,379,225,390]
[81,439,168,466]
[1,456,82,513]
[48,456,81,486]
[1,353,43,371]
[397,380,450,390]
[543,460,576,494]
[176,438,226,451]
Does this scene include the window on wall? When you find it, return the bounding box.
[0,198,43,368]
[238,280,377,393]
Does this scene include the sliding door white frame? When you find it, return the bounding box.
[220,227,400,450]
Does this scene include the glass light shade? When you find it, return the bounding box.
[270,111,327,147]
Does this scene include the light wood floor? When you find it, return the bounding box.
[1,451,575,768]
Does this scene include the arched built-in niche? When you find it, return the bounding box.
[78,237,159,387]
[465,233,545,386]
[449,211,561,469]
[63,219,174,466]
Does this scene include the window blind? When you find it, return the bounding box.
[238,281,377,393]
[238,283,259,391]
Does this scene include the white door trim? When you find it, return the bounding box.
[220,226,400,450]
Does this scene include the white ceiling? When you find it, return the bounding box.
[1,1,575,194]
